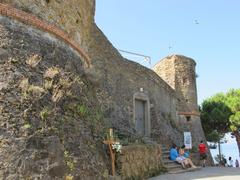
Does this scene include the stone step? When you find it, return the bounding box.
[162,159,177,164]
[165,164,185,174]
[162,154,170,159]
[162,146,170,151]
[161,144,202,175]
[161,145,185,174]
[162,150,170,155]
[165,163,182,170]
[168,166,201,174]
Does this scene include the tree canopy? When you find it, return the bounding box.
[200,98,232,142]
[225,89,240,133]
[200,89,240,155]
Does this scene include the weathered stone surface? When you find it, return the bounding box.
[153,55,213,165]
[1,0,95,53]
[117,144,166,179]
[0,16,108,179]
[1,0,188,146]
[153,55,198,112]
[0,0,213,179]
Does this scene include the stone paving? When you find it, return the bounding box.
[149,167,240,180]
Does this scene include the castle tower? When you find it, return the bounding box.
[153,55,198,113]
[154,55,213,165]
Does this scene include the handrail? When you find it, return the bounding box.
[118,49,151,65]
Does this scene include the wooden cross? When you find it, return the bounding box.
[103,140,116,176]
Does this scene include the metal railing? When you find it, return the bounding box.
[118,49,151,67]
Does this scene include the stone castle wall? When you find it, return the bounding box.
[154,55,211,161]
[0,13,110,179]
[1,0,208,150]
[173,56,198,112]
[153,55,198,113]
[117,144,165,179]
[153,56,176,90]
[0,3,90,67]
[0,0,213,178]
[1,0,95,51]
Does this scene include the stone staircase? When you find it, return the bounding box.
[161,145,201,174]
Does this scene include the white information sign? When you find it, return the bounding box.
[184,132,192,149]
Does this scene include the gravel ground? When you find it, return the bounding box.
[149,167,240,180]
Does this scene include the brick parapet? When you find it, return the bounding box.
[0,3,91,67]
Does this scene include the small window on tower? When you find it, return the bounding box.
[182,77,187,84]
[186,116,191,122]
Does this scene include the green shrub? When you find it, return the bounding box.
[39,107,51,120]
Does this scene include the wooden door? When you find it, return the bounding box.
[135,99,145,135]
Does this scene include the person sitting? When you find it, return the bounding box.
[179,145,196,168]
[169,144,186,168]
[179,145,189,158]
[169,144,196,169]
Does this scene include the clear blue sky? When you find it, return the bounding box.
[95,0,240,104]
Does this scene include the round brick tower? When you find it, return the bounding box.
[154,55,213,165]
[173,55,198,112]
[153,54,198,113]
